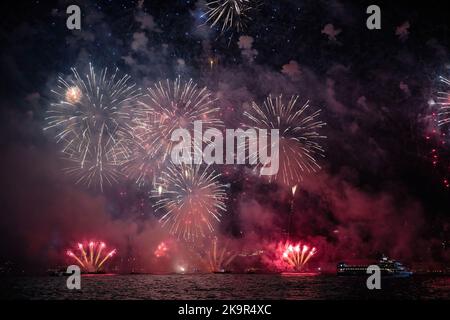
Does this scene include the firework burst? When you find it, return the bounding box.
[243,94,327,187]
[45,63,141,191]
[436,76,450,127]
[125,77,223,186]
[277,241,317,272]
[427,76,450,188]
[194,238,237,272]
[121,119,160,188]
[152,163,228,242]
[204,0,256,34]
[66,241,116,273]
[154,241,169,258]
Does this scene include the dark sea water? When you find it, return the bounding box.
[1,274,449,300]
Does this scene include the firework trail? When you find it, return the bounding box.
[204,0,256,34]
[66,241,116,272]
[436,76,450,127]
[152,163,228,242]
[122,118,160,188]
[277,241,317,272]
[242,94,327,187]
[427,76,450,188]
[45,63,141,191]
[425,76,450,189]
[194,238,237,272]
[124,77,223,186]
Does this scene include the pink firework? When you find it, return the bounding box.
[427,76,450,189]
[66,241,116,272]
[274,241,317,272]
[154,242,169,258]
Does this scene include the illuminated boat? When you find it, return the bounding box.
[337,256,413,277]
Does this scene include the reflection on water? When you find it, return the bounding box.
[1,274,449,300]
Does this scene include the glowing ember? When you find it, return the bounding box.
[65,86,82,104]
[154,242,169,258]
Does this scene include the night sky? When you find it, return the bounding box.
[0,0,449,273]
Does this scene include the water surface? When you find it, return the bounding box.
[1,274,449,300]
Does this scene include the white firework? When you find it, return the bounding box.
[45,63,141,191]
[243,94,327,187]
[204,0,256,33]
[152,163,228,242]
[436,76,450,127]
[123,77,223,187]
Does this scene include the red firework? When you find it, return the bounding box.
[274,241,317,272]
[427,76,450,189]
[154,242,169,258]
[66,241,116,272]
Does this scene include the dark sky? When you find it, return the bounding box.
[0,0,449,272]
